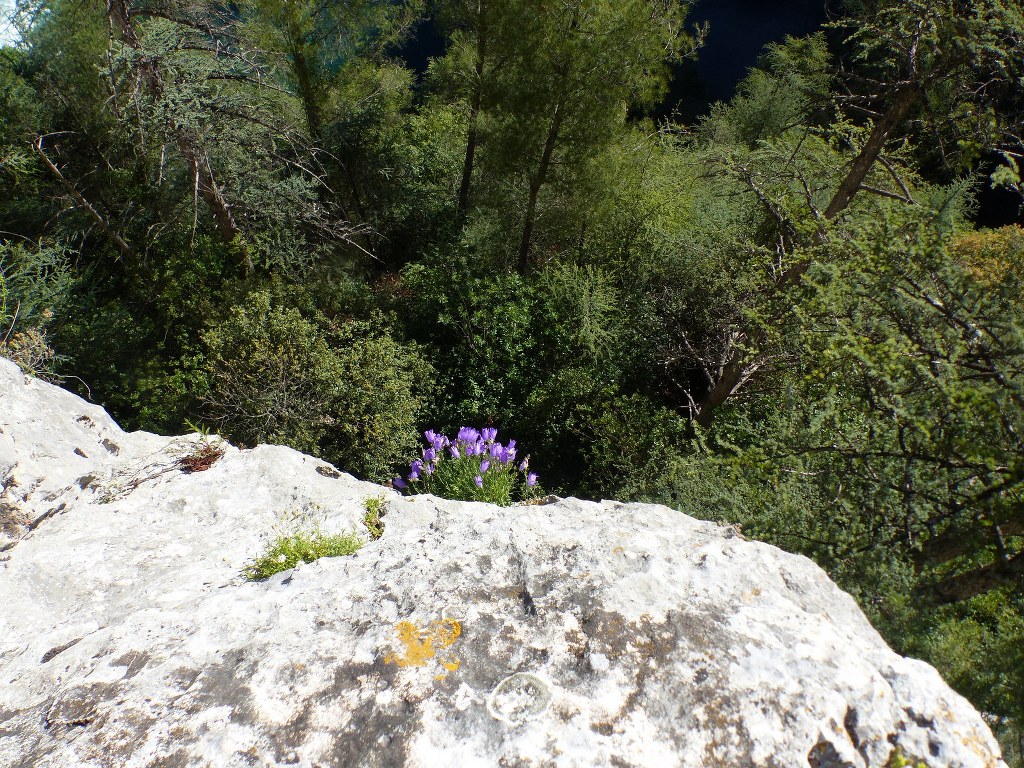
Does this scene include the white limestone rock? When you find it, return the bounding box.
[0,357,1007,767]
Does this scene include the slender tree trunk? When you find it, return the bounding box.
[280,25,377,259]
[34,136,136,261]
[458,1,487,217]
[926,548,1024,604]
[518,101,563,274]
[181,142,246,260]
[914,519,1023,570]
[823,86,919,220]
[694,330,765,429]
[291,45,322,142]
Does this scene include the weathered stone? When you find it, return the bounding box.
[0,358,1007,767]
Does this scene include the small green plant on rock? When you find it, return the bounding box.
[242,527,363,580]
[887,749,928,768]
[178,421,225,473]
[362,495,386,541]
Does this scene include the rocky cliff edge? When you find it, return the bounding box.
[0,358,1006,767]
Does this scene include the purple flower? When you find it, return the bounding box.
[424,463,434,475]
[393,477,406,489]
[507,439,517,451]
[503,447,517,463]
[480,459,490,473]
[526,473,538,487]
[458,427,480,444]
[519,458,529,471]
[425,430,448,450]
[423,448,436,463]
[482,427,498,443]
[474,475,483,488]
[408,469,420,481]
[449,445,461,459]
[490,444,503,459]
[412,459,423,472]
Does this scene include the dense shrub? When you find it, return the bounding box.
[0,241,74,379]
[203,291,430,481]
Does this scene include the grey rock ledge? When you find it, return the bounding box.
[0,358,1007,767]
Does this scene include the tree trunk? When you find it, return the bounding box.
[291,45,322,142]
[694,334,763,429]
[457,1,487,217]
[518,101,563,274]
[823,85,919,220]
[693,85,922,425]
[181,142,246,257]
[925,548,1024,604]
[33,136,136,261]
[914,519,1023,570]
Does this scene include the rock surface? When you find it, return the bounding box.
[0,357,1007,768]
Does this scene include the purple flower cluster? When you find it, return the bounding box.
[392,427,539,492]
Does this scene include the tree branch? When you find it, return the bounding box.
[32,135,135,260]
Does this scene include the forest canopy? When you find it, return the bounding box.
[1,0,1023,760]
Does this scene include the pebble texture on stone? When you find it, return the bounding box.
[0,357,1007,767]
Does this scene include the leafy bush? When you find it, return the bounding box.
[400,252,540,430]
[242,527,363,580]
[203,291,430,481]
[393,427,540,506]
[0,241,75,379]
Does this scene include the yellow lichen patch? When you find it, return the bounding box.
[384,618,462,676]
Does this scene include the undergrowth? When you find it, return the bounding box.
[243,528,362,580]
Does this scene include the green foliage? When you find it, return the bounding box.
[833,0,1024,177]
[362,495,387,541]
[540,262,621,361]
[0,240,74,377]
[0,241,72,332]
[433,0,693,267]
[202,290,430,481]
[0,49,40,189]
[644,212,1024,753]
[701,34,833,147]
[886,749,929,768]
[242,526,363,580]
[414,453,517,505]
[400,250,539,428]
[4,0,1024,756]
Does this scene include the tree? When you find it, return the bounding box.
[17,0,365,272]
[679,0,1024,427]
[825,0,1024,217]
[434,0,691,271]
[240,0,424,255]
